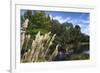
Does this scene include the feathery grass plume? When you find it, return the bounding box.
[49,44,59,61]
[21,18,29,51]
[44,34,56,56]
[21,19,29,49]
[21,31,56,62]
[21,19,57,62]
[23,19,29,29]
[43,32,51,40]
[21,32,25,49]
[24,34,31,50]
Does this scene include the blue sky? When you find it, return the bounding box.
[46,11,89,35]
[21,10,90,35]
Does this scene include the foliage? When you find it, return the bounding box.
[70,53,89,60]
[22,11,51,35]
[21,10,90,62]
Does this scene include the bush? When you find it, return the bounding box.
[70,53,89,60]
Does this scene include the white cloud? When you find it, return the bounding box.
[68,19,89,25]
[77,23,89,35]
[67,19,77,25]
[49,14,53,19]
[81,20,89,24]
[49,15,71,24]
[82,25,89,35]
[53,16,66,23]
[79,14,89,24]
[79,14,86,19]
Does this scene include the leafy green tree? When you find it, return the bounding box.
[22,10,52,35]
[50,20,75,49]
[24,10,33,21]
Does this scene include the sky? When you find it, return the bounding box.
[46,11,89,35]
[21,10,90,35]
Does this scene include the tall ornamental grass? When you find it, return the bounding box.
[21,19,58,62]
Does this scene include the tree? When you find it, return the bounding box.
[24,10,33,21]
[50,20,75,49]
[33,11,51,28]
[22,10,52,35]
[62,22,73,29]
